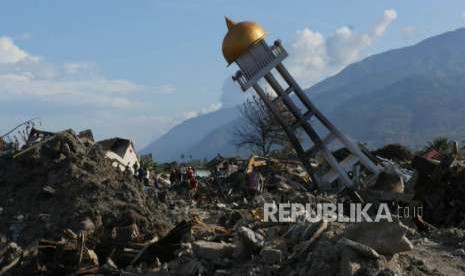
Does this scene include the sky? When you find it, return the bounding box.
[1,0,465,148]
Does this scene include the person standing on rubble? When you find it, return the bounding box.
[175,167,182,183]
[144,168,150,186]
[181,166,187,182]
[246,166,260,199]
[137,166,145,182]
[188,168,198,203]
[187,166,194,180]
[170,168,176,185]
[133,162,139,177]
[190,175,198,193]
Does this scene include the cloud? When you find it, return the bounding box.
[372,9,397,37]
[0,36,39,64]
[0,73,143,108]
[0,37,144,110]
[288,9,397,88]
[0,33,158,149]
[178,102,222,121]
[0,34,225,148]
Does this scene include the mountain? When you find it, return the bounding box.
[144,28,465,161]
[330,75,465,146]
[141,107,241,162]
[188,118,250,159]
[310,28,465,113]
[311,28,465,146]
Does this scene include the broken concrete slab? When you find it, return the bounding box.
[343,221,414,255]
[233,226,264,260]
[192,241,235,261]
[338,237,380,259]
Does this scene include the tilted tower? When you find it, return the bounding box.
[222,17,380,190]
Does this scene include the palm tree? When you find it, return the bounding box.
[425,136,449,153]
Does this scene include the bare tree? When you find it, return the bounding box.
[233,95,293,156]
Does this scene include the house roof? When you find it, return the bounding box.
[27,128,56,144]
[206,154,225,168]
[97,138,134,158]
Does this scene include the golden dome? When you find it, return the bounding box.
[222,17,267,64]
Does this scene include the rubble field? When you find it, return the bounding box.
[0,133,464,275]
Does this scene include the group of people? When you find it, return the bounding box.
[170,166,198,192]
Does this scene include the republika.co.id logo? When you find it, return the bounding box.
[263,202,423,223]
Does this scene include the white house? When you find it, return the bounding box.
[97,138,139,173]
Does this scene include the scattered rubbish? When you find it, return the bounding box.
[0,127,464,275]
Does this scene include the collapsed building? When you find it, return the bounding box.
[25,128,140,174]
[1,128,464,275]
[0,18,465,276]
[97,138,139,173]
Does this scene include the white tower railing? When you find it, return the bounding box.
[232,39,380,191]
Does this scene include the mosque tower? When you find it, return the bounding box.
[222,17,380,190]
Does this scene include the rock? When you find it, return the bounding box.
[261,248,282,264]
[452,248,465,257]
[233,226,264,260]
[372,167,404,193]
[338,237,380,259]
[192,241,235,261]
[343,221,413,255]
[236,226,264,248]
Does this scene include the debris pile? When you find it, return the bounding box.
[0,131,464,275]
[413,153,465,228]
[0,130,179,274]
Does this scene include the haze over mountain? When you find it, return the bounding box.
[143,28,465,162]
[142,106,241,162]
